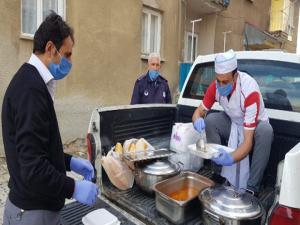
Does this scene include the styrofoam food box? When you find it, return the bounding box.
[82,208,120,225]
[188,143,234,159]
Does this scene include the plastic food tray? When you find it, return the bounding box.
[188,143,234,159]
[82,208,120,225]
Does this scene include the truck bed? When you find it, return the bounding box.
[60,166,275,225]
[76,104,299,224]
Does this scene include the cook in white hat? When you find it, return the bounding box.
[192,49,273,194]
[214,49,238,97]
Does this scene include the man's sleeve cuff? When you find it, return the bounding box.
[201,103,209,111]
[64,153,72,171]
[63,176,75,199]
[244,126,255,130]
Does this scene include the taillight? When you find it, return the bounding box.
[86,134,92,161]
[269,204,300,225]
[86,133,95,163]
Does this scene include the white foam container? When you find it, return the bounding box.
[82,208,121,225]
[188,143,234,159]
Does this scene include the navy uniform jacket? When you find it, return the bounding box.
[131,72,172,104]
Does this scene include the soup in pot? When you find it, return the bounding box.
[168,187,199,201]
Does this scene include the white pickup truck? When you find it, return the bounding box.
[61,51,300,225]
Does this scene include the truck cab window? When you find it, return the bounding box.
[183,62,215,99]
[183,59,300,112]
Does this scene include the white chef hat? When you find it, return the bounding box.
[215,49,237,74]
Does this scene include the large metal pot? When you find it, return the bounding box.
[134,159,181,194]
[199,185,265,225]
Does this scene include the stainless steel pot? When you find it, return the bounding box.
[199,185,265,225]
[134,159,181,194]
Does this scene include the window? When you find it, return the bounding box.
[184,32,198,62]
[141,7,162,55]
[183,60,300,112]
[183,62,214,98]
[21,0,65,38]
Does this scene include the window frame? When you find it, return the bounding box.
[184,31,198,62]
[20,0,66,39]
[141,7,162,56]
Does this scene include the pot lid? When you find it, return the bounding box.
[142,160,179,175]
[200,185,263,219]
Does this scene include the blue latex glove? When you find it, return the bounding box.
[70,157,94,181]
[212,148,234,166]
[193,117,206,133]
[73,180,99,206]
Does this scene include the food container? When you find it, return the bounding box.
[188,143,234,159]
[134,159,181,194]
[199,185,265,225]
[82,209,120,225]
[152,171,215,224]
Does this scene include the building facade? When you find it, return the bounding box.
[0,0,299,155]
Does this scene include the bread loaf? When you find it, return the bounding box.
[115,142,123,154]
[128,142,136,152]
[136,138,148,151]
[123,139,137,152]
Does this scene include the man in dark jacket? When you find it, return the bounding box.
[2,13,98,225]
[130,53,172,104]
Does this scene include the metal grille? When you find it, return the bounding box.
[113,117,172,143]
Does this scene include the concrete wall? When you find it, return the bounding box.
[0,0,181,156]
[183,3,217,56]
[214,0,272,52]
[214,0,299,53]
[183,0,298,54]
[183,0,278,55]
[0,0,33,156]
[59,0,181,144]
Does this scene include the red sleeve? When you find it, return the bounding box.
[202,81,216,110]
[243,91,260,129]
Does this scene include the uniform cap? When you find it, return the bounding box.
[215,49,237,74]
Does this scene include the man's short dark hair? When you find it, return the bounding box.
[33,12,74,54]
[232,68,237,76]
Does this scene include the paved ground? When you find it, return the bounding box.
[0,157,9,224]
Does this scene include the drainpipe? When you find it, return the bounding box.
[222,30,232,52]
[191,18,202,61]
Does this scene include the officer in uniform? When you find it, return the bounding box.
[131,53,171,104]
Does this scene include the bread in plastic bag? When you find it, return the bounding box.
[123,138,154,153]
[101,150,134,190]
[169,123,203,172]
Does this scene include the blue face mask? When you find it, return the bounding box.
[49,51,72,80]
[217,82,233,97]
[149,69,160,81]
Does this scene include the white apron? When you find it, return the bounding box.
[217,75,250,190]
